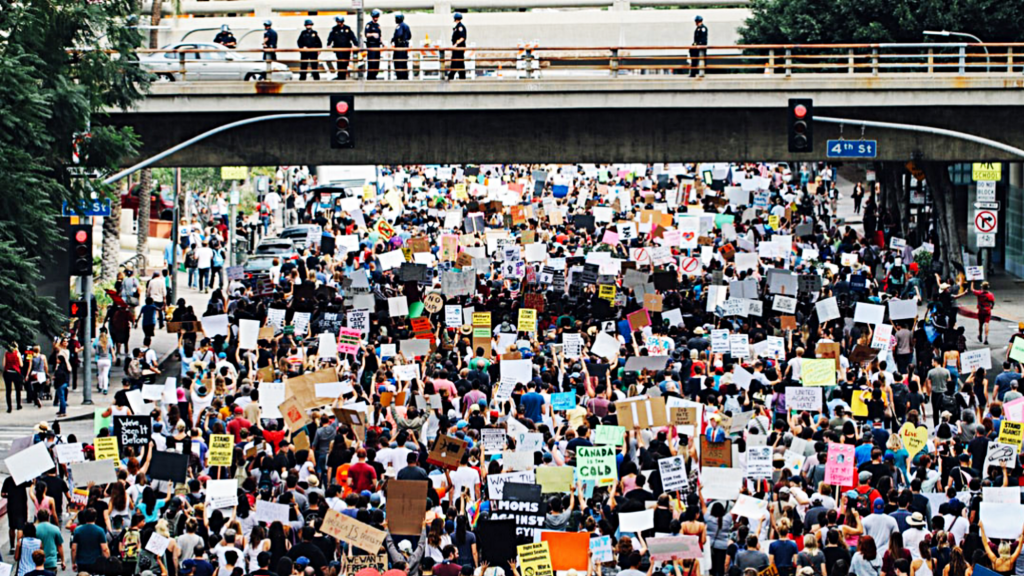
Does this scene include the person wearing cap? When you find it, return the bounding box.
[326,16,358,80]
[390,13,412,80]
[448,13,467,80]
[689,15,708,77]
[297,19,322,81]
[365,10,383,79]
[861,497,898,550]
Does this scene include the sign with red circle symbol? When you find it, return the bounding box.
[975,210,998,234]
[680,257,702,275]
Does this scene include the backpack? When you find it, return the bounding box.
[126,357,143,380]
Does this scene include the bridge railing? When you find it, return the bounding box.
[133,42,1024,81]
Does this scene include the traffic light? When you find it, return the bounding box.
[69,224,93,276]
[330,94,354,149]
[788,98,813,153]
[69,300,86,319]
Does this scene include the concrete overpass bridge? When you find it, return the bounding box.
[106,43,1024,166]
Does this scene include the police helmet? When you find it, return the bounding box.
[694,15,703,22]
[304,18,314,26]
[371,9,381,17]
[263,19,272,26]
[395,13,404,23]
[335,16,344,23]
[220,24,230,32]
[454,12,463,20]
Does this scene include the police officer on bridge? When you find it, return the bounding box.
[213,24,237,48]
[448,12,467,80]
[365,9,383,79]
[391,13,412,80]
[690,15,708,77]
[297,19,322,81]
[327,16,358,80]
[262,20,278,60]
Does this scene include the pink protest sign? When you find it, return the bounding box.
[1005,397,1024,423]
[648,535,702,561]
[601,230,620,245]
[337,328,363,355]
[824,443,855,486]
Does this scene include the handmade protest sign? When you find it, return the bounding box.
[577,445,617,485]
[208,434,234,467]
[825,443,856,486]
[320,509,387,552]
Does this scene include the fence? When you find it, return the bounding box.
[135,42,1024,81]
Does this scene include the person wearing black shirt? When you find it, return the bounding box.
[325,16,358,80]
[364,10,383,80]
[397,451,429,481]
[213,25,237,48]
[689,15,708,77]
[287,526,329,570]
[41,469,70,524]
[447,13,467,80]
[250,552,278,576]
[2,476,28,552]
[296,20,322,81]
[967,426,990,471]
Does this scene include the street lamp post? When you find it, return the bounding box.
[923,30,990,73]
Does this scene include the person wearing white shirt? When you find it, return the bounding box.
[195,241,214,293]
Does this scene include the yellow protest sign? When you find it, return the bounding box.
[801,359,836,387]
[362,184,376,200]
[898,423,928,459]
[517,542,554,576]
[768,215,780,230]
[518,308,537,333]
[536,466,574,493]
[95,437,120,461]
[472,312,491,327]
[454,183,468,200]
[598,285,616,301]
[1000,420,1023,449]
[208,434,234,467]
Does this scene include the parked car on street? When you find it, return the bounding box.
[140,42,294,82]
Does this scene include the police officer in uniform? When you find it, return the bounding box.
[690,15,708,77]
[297,19,322,81]
[448,13,467,80]
[391,13,412,80]
[365,9,383,80]
[327,16,358,80]
[262,20,278,60]
[213,24,237,48]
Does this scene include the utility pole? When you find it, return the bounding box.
[171,167,180,303]
[82,217,93,406]
[229,181,239,267]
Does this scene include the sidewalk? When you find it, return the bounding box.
[4,267,209,428]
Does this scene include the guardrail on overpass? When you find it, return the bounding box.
[135,42,1024,81]
[144,0,749,15]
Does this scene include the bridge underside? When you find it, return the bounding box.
[106,105,1024,166]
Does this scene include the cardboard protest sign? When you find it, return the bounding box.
[4,442,54,485]
[785,387,822,412]
[320,509,387,552]
[149,451,188,483]
[825,443,856,486]
[477,520,518,565]
[114,415,152,448]
[614,396,668,429]
[279,395,311,430]
[427,434,468,470]
[648,536,703,561]
[208,434,234,467]
[386,480,428,535]
[670,407,698,426]
[540,532,589,571]
[345,555,389,573]
[517,542,554,576]
[94,437,120,461]
[700,437,733,468]
[536,467,574,493]
[659,455,689,491]
[576,445,617,485]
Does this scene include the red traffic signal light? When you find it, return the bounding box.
[330,95,354,150]
[788,98,813,153]
[69,224,93,276]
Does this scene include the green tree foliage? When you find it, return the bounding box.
[0,0,150,341]
[740,0,1024,44]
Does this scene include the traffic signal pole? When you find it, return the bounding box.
[82,217,93,406]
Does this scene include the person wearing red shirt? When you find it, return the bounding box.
[347,448,377,493]
[226,407,251,443]
[262,422,287,452]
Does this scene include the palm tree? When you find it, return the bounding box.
[136,169,151,269]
